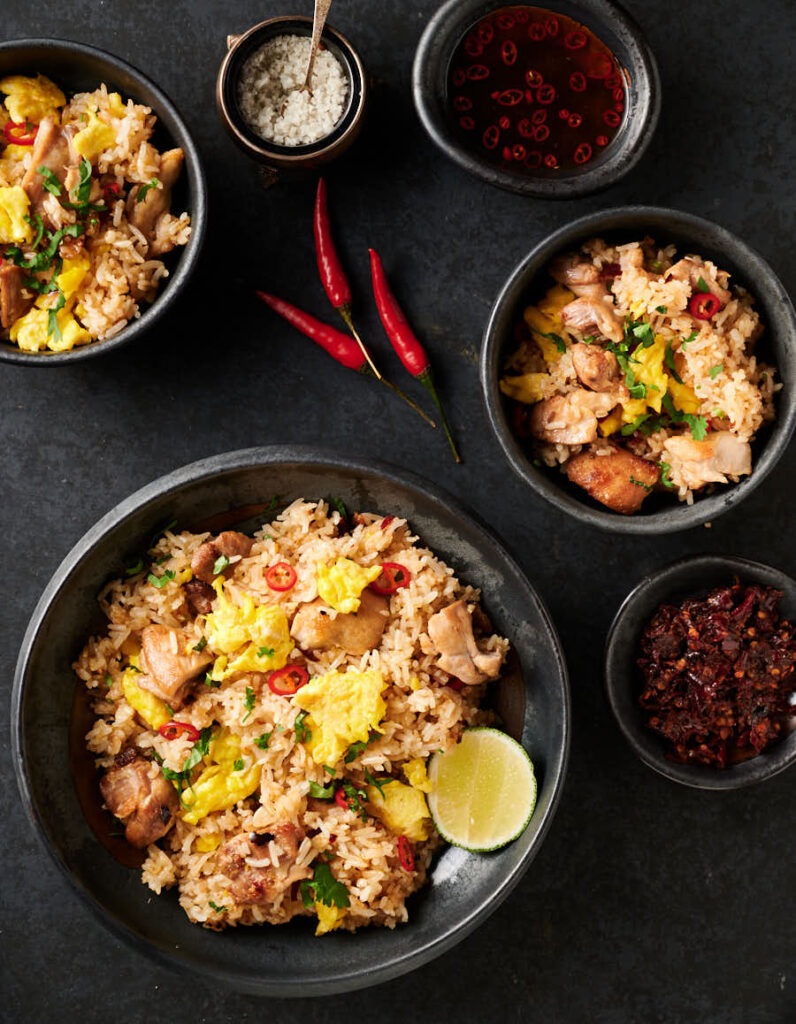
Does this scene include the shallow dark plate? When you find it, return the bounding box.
[0,38,207,366]
[12,446,569,996]
[604,554,796,789]
[480,206,796,533]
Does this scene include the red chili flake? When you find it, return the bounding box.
[573,142,593,164]
[496,13,516,30]
[525,89,534,102]
[533,124,550,142]
[466,64,490,81]
[517,118,534,138]
[451,68,466,87]
[501,40,518,65]
[599,262,621,279]
[613,87,625,102]
[447,678,465,691]
[511,143,527,161]
[524,151,543,169]
[525,68,543,87]
[604,73,621,89]
[558,107,570,120]
[464,37,483,57]
[453,95,472,112]
[567,112,582,128]
[530,108,547,125]
[476,21,494,45]
[498,115,511,130]
[502,145,512,161]
[569,71,587,92]
[459,116,475,130]
[545,15,560,36]
[603,109,621,127]
[482,124,500,149]
[544,153,559,168]
[537,84,556,104]
[380,516,395,530]
[637,583,796,768]
[595,134,610,146]
[587,54,614,79]
[497,88,524,106]
[564,30,587,49]
[528,22,547,41]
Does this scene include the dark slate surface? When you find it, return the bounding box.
[2,0,794,1020]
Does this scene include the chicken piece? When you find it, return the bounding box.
[427,599,504,686]
[183,578,215,617]
[290,589,389,656]
[530,389,621,445]
[560,295,623,344]
[99,749,178,848]
[190,530,254,583]
[217,825,311,906]
[665,258,732,306]
[564,448,659,514]
[138,624,213,707]
[571,342,621,392]
[21,117,80,227]
[0,263,34,329]
[127,148,183,254]
[549,253,601,293]
[661,433,752,489]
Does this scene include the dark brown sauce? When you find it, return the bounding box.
[189,502,279,535]
[448,5,626,174]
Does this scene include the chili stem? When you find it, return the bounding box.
[418,368,460,462]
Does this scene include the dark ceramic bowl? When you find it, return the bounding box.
[480,206,796,533]
[604,555,796,789]
[413,0,660,198]
[12,446,569,996]
[216,17,367,177]
[0,38,206,366]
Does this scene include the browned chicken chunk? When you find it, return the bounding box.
[99,749,178,847]
[183,578,215,617]
[127,147,184,255]
[0,263,34,329]
[549,254,601,293]
[191,530,254,583]
[427,600,504,686]
[21,117,80,228]
[530,389,620,445]
[290,589,389,656]
[571,342,621,392]
[665,257,731,306]
[138,624,213,707]
[560,295,623,344]
[217,825,311,906]
[661,433,751,489]
[564,448,659,514]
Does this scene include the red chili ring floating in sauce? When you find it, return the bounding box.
[497,89,524,106]
[459,116,475,130]
[603,109,622,127]
[498,115,511,130]
[525,68,543,87]
[558,107,570,120]
[573,142,593,164]
[265,561,297,591]
[564,30,588,50]
[477,22,494,45]
[569,72,587,92]
[689,292,721,319]
[464,37,484,57]
[544,153,558,168]
[587,53,614,79]
[567,112,582,128]
[502,145,512,161]
[517,117,533,138]
[159,721,200,742]
[501,40,518,65]
[596,134,609,146]
[466,64,490,80]
[537,84,556,104]
[453,95,472,112]
[268,666,309,696]
[528,22,546,41]
[533,124,550,141]
[482,124,500,149]
[515,9,530,23]
[530,108,547,125]
[496,13,516,30]
[604,73,621,89]
[370,562,412,595]
[525,151,543,169]
[451,68,466,87]
[397,836,415,872]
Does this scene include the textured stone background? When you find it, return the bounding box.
[2,0,794,1021]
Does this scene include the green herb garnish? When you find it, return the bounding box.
[708,364,724,379]
[655,305,668,314]
[233,758,244,772]
[255,732,272,750]
[631,320,655,348]
[136,177,160,203]
[257,645,275,658]
[204,673,220,688]
[241,686,256,723]
[542,331,567,354]
[294,710,311,743]
[37,165,62,196]
[695,276,711,293]
[659,461,675,489]
[663,339,683,384]
[212,554,230,575]
[105,673,113,687]
[147,569,175,588]
[308,780,335,799]
[345,740,367,763]
[209,901,227,914]
[681,329,698,349]
[620,413,650,437]
[193,637,207,652]
[364,768,388,796]
[299,862,349,910]
[629,475,653,493]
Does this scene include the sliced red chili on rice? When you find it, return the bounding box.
[370,562,412,595]
[397,835,415,871]
[688,292,722,320]
[158,721,200,742]
[267,665,309,696]
[265,561,298,591]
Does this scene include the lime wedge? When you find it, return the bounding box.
[427,727,536,852]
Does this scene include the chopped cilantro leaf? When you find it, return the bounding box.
[620,413,650,437]
[147,569,175,588]
[294,710,311,743]
[655,305,668,314]
[695,276,711,293]
[125,558,144,576]
[581,335,597,344]
[663,339,683,384]
[204,673,220,688]
[300,861,350,910]
[309,780,335,799]
[233,758,244,772]
[659,461,675,489]
[627,381,647,400]
[542,331,567,354]
[345,740,367,763]
[213,554,230,575]
[257,645,275,658]
[632,321,655,348]
[342,781,368,821]
[683,413,708,441]
[364,769,388,795]
[333,497,347,519]
[255,732,272,750]
[193,637,207,652]
[209,901,227,914]
[681,329,698,348]
[323,765,336,776]
[242,686,256,723]
[105,673,113,687]
[37,166,62,196]
[708,363,724,379]
[136,177,160,203]
[629,475,653,493]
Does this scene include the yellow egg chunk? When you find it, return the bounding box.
[537,284,574,318]
[121,659,172,730]
[180,761,261,825]
[316,558,382,614]
[292,668,387,766]
[631,335,668,413]
[598,408,623,437]
[107,92,126,118]
[314,901,346,937]
[208,729,242,767]
[403,758,432,794]
[499,372,549,404]
[0,185,31,244]
[56,252,91,299]
[9,304,90,353]
[0,74,65,123]
[367,780,431,842]
[195,834,221,853]
[668,376,701,414]
[72,111,116,161]
[204,579,293,680]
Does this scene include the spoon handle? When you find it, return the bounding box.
[304,0,333,91]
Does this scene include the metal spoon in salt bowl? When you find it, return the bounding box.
[302,0,334,94]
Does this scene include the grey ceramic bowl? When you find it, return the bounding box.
[0,38,207,366]
[480,206,796,533]
[413,0,660,198]
[604,555,796,789]
[12,446,569,996]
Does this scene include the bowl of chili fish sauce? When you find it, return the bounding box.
[604,556,796,790]
[414,0,659,198]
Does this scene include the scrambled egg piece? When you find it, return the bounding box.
[0,74,65,123]
[598,408,623,437]
[315,902,346,936]
[204,579,293,681]
[57,252,91,298]
[0,186,31,244]
[499,372,549,404]
[668,377,700,414]
[292,667,387,766]
[208,728,242,766]
[72,111,116,161]
[195,834,221,852]
[632,335,668,414]
[180,761,261,825]
[121,657,172,730]
[316,558,382,614]
[522,285,574,365]
[9,305,91,353]
[367,780,431,842]
[537,284,575,319]
[403,758,432,793]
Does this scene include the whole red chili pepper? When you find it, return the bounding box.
[368,249,461,462]
[255,291,435,425]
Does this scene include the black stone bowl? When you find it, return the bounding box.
[604,555,796,789]
[12,446,570,996]
[480,206,796,533]
[413,0,660,198]
[0,38,207,366]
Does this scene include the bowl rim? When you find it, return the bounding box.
[603,553,796,790]
[11,444,571,995]
[0,36,207,366]
[479,204,796,534]
[216,16,368,166]
[412,0,661,199]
